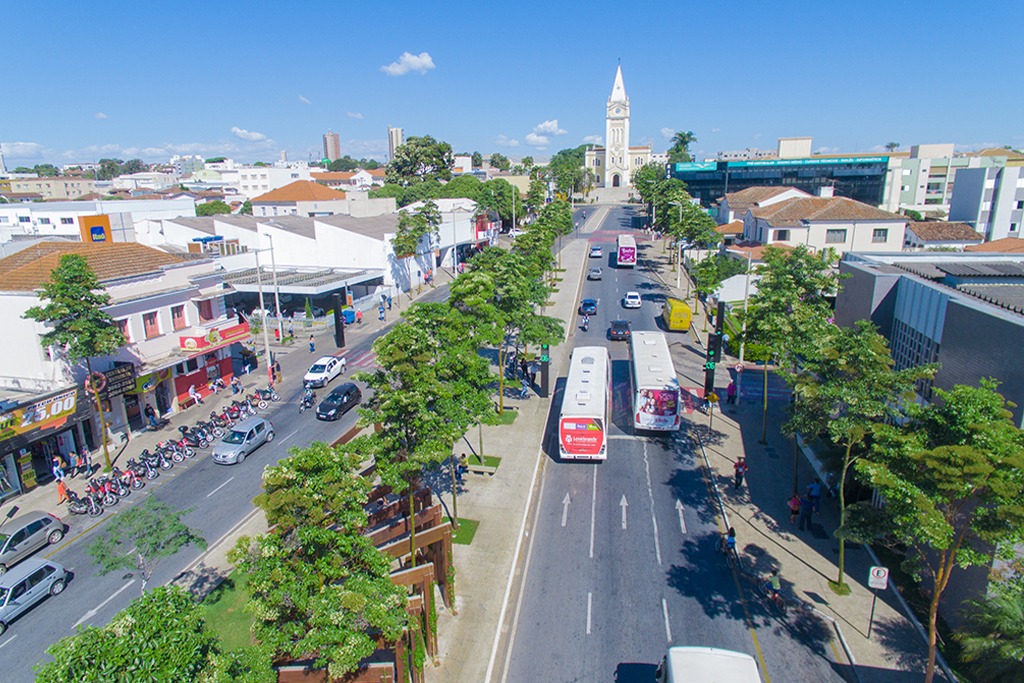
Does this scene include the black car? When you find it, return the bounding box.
[578,298,598,315]
[609,319,632,341]
[316,383,362,421]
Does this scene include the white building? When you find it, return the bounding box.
[111,171,178,191]
[583,65,652,189]
[170,155,204,175]
[388,127,404,161]
[881,144,1008,217]
[404,197,482,270]
[249,180,395,218]
[903,222,984,251]
[949,166,1024,242]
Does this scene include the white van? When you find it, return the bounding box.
[656,647,761,682]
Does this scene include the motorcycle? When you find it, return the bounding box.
[156,440,185,464]
[113,465,145,490]
[231,400,255,418]
[299,390,317,414]
[210,410,233,429]
[128,456,159,480]
[255,386,280,403]
[178,426,209,450]
[67,489,102,516]
[196,419,223,439]
[247,392,268,411]
[85,478,119,507]
[142,447,174,471]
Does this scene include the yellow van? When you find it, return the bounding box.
[662,298,692,332]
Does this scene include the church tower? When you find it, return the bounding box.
[604,64,630,188]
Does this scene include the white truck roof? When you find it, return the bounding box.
[662,647,761,682]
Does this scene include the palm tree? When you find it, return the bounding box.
[956,589,1024,683]
[668,131,697,163]
[884,141,900,152]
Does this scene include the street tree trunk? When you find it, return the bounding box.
[85,358,112,472]
[836,440,854,588]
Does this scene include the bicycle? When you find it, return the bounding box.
[758,578,788,617]
[719,534,737,569]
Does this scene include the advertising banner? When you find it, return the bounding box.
[0,389,78,443]
[78,214,112,243]
[636,388,679,428]
[559,417,605,457]
[179,321,250,352]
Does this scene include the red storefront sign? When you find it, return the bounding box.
[179,321,250,353]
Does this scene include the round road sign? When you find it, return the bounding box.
[735,363,745,373]
[868,566,889,590]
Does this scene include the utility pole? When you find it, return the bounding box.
[253,250,273,383]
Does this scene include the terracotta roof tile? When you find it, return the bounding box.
[716,220,744,235]
[908,222,983,242]
[965,237,1024,253]
[367,169,386,177]
[251,180,346,203]
[0,242,187,292]
[724,186,809,216]
[751,196,904,226]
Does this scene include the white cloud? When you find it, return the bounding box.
[711,128,721,133]
[814,146,841,154]
[525,132,549,148]
[583,135,603,145]
[345,139,388,157]
[347,111,364,120]
[298,95,311,105]
[494,134,519,148]
[753,133,762,141]
[380,51,435,76]
[0,141,45,158]
[95,112,108,120]
[660,127,675,140]
[533,119,566,136]
[231,126,268,142]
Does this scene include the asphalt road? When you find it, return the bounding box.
[0,285,451,682]
[502,206,844,683]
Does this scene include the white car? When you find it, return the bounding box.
[303,355,344,388]
[623,291,642,309]
[508,228,525,238]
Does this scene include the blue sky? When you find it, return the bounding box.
[2,0,1022,166]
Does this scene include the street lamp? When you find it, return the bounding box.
[738,249,754,365]
[264,233,283,340]
[252,249,273,386]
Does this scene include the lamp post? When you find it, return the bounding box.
[265,233,283,340]
[253,249,273,385]
[738,249,753,365]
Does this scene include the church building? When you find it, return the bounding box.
[584,65,653,189]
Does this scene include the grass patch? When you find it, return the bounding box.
[446,517,480,545]
[484,410,518,426]
[202,571,253,652]
[828,580,852,596]
[468,453,502,468]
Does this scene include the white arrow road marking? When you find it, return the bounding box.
[675,499,687,534]
[561,493,571,527]
[73,579,136,630]
[620,495,629,529]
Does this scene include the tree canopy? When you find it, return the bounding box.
[667,131,697,164]
[196,200,232,216]
[488,152,511,171]
[385,135,454,186]
[391,199,441,258]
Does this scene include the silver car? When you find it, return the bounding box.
[211,416,275,465]
[0,558,67,635]
[0,511,65,575]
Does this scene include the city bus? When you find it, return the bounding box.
[629,330,681,431]
[558,346,611,461]
[616,234,637,267]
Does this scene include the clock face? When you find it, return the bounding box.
[614,107,622,115]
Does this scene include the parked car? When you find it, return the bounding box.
[212,416,275,465]
[578,298,598,316]
[609,319,632,341]
[0,512,65,576]
[590,246,603,258]
[316,383,363,421]
[508,228,525,238]
[0,559,67,635]
[587,267,603,281]
[623,291,642,309]
[304,356,344,388]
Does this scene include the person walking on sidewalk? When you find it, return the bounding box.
[356,309,363,325]
[274,360,282,384]
[378,304,385,321]
[51,457,65,483]
[309,335,316,353]
[387,295,392,311]
[807,478,823,512]
[726,380,737,405]
[519,377,530,399]
[78,447,92,477]
[787,493,802,524]
[798,494,815,531]
[144,403,158,429]
[56,478,69,505]
[733,457,749,490]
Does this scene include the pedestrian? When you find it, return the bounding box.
[188,384,204,405]
[79,447,92,477]
[798,494,814,531]
[520,358,529,379]
[733,457,748,490]
[356,309,363,325]
[288,321,294,338]
[56,478,69,505]
[807,478,823,512]
[144,403,158,429]
[378,304,385,321]
[529,367,537,387]
[51,457,65,483]
[244,356,252,375]
[787,493,801,524]
[231,376,242,395]
[274,360,282,384]
[387,295,392,311]
[66,450,79,478]
[309,334,315,353]
[726,380,737,405]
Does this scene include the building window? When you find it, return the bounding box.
[116,319,130,342]
[825,229,847,244]
[872,228,888,243]
[143,312,159,339]
[197,300,214,323]
[61,217,74,225]
[18,216,30,223]
[1017,201,1024,210]
[171,305,186,331]
[775,229,790,241]
[38,217,50,224]
[1011,223,1019,234]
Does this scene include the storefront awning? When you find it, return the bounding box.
[192,284,235,302]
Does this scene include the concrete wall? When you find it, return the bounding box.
[835,262,901,337]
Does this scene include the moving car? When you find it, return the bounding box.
[609,319,632,341]
[623,291,642,309]
[587,267,603,280]
[304,355,344,388]
[589,246,603,258]
[212,416,275,465]
[0,559,67,635]
[578,298,598,316]
[508,228,525,238]
[0,512,66,576]
[316,383,363,421]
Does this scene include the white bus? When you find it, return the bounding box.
[616,234,637,267]
[629,330,681,431]
[656,647,761,683]
[558,346,611,461]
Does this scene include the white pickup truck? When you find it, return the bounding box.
[656,647,762,683]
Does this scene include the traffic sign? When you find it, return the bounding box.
[735,363,745,373]
[704,361,716,371]
[707,392,719,404]
[868,566,889,590]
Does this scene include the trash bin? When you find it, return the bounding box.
[341,308,356,325]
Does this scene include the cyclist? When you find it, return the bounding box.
[720,527,736,556]
[762,569,781,601]
[582,314,590,331]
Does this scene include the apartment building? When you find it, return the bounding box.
[949,166,1024,241]
[6,176,96,200]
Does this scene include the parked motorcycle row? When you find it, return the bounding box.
[64,388,281,517]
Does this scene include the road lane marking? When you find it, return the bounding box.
[282,429,299,443]
[675,499,687,534]
[587,592,593,635]
[643,441,663,565]
[620,495,628,529]
[73,579,136,629]
[561,493,570,527]
[0,635,17,649]
[662,598,672,642]
[206,476,235,498]
[589,465,598,559]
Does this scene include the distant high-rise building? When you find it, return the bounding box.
[0,142,6,174]
[388,126,404,161]
[322,130,341,162]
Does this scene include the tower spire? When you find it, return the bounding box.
[609,63,627,103]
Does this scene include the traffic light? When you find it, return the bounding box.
[540,343,550,363]
[707,333,722,363]
[705,360,716,371]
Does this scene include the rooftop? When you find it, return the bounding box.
[751,196,904,226]
[907,221,983,242]
[0,241,187,292]
[716,220,744,236]
[965,237,1024,253]
[252,180,347,203]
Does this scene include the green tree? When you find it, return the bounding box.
[35,586,240,683]
[955,579,1024,683]
[97,158,125,180]
[667,131,697,164]
[439,174,483,202]
[196,200,232,216]
[328,155,359,172]
[122,158,146,174]
[525,177,546,218]
[904,208,923,222]
[787,320,933,590]
[24,254,126,471]
[521,156,534,169]
[478,178,521,229]
[857,379,1024,683]
[88,497,207,593]
[386,135,454,186]
[32,164,60,177]
[205,157,227,164]
[884,141,901,152]
[693,254,724,328]
[489,152,511,171]
[12,166,32,173]
[471,151,483,168]
[239,200,253,215]
[391,199,441,258]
